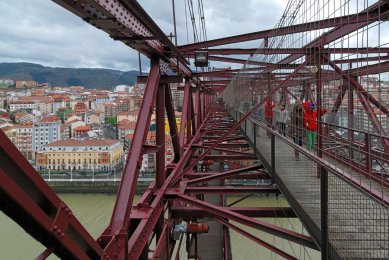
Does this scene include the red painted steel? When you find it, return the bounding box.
[179,79,191,148]
[178,10,382,51]
[156,83,166,188]
[176,194,315,249]
[0,129,102,259]
[104,57,161,242]
[2,0,389,258]
[186,165,263,185]
[215,217,298,260]
[171,206,296,218]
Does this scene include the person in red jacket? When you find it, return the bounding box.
[264,99,276,137]
[304,102,327,151]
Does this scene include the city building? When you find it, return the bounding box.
[14,112,35,124]
[35,138,123,172]
[85,113,101,125]
[117,109,139,123]
[32,116,61,151]
[118,119,136,142]
[9,100,36,112]
[12,122,33,159]
[15,80,38,88]
[73,125,92,138]
[103,102,118,120]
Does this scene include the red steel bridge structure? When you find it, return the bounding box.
[1,0,389,259]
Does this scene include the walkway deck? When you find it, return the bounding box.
[237,113,389,259]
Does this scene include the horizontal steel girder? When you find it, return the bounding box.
[178,9,384,51]
[183,47,389,56]
[186,165,263,185]
[0,130,102,259]
[171,206,296,218]
[176,194,316,249]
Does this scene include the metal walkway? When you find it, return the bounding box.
[234,111,389,259]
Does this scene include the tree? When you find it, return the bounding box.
[107,117,117,125]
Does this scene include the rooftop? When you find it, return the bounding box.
[40,115,60,123]
[45,138,119,147]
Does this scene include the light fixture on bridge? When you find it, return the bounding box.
[301,65,319,74]
[194,51,209,67]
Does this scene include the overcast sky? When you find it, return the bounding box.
[0,0,286,71]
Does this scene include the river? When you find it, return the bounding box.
[0,194,320,259]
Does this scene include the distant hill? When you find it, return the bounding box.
[0,62,139,89]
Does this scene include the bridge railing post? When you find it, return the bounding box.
[254,122,256,147]
[271,132,275,182]
[320,167,328,260]
[364,132,371,174]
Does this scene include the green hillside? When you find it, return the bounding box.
[0,62,139,89]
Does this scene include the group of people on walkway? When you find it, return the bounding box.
[262,99,327,160]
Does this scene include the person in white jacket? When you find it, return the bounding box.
[276,104,288,136]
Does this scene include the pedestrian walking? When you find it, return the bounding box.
[289,100,304,160]
[264,99,275,137]
[276,104,288,136]
[303,102,327,151]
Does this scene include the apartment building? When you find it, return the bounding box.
[9,100,36,112]
[12,122,33,159]
[32,116,61,151]
[35,138,123,172]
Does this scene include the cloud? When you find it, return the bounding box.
[0,0,286,71]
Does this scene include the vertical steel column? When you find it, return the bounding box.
[179,79,191,148]
[105,56,160,238]
[156,83,166,187]
[166,84,181,162]
[195,88,201,131]
[190,89,196,136]
[320,167,328,260]
[187,88,193,141]
[155,83,166,246]
[201,92,206,121]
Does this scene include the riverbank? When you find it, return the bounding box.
[47,180,152,194]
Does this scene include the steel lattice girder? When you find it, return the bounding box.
[183,47,389,56]
[0,128,102,259]
[178,8,387,51]
[278,1,389,65]
[171,206,296,218]
[175,194,316,249]
[215,217,298,260]
[186,165,263,185]
[52,0,191,75]
[102,57,161,246]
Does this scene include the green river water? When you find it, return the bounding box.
[0,194,320,259]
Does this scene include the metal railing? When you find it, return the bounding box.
[234,109,389,259]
